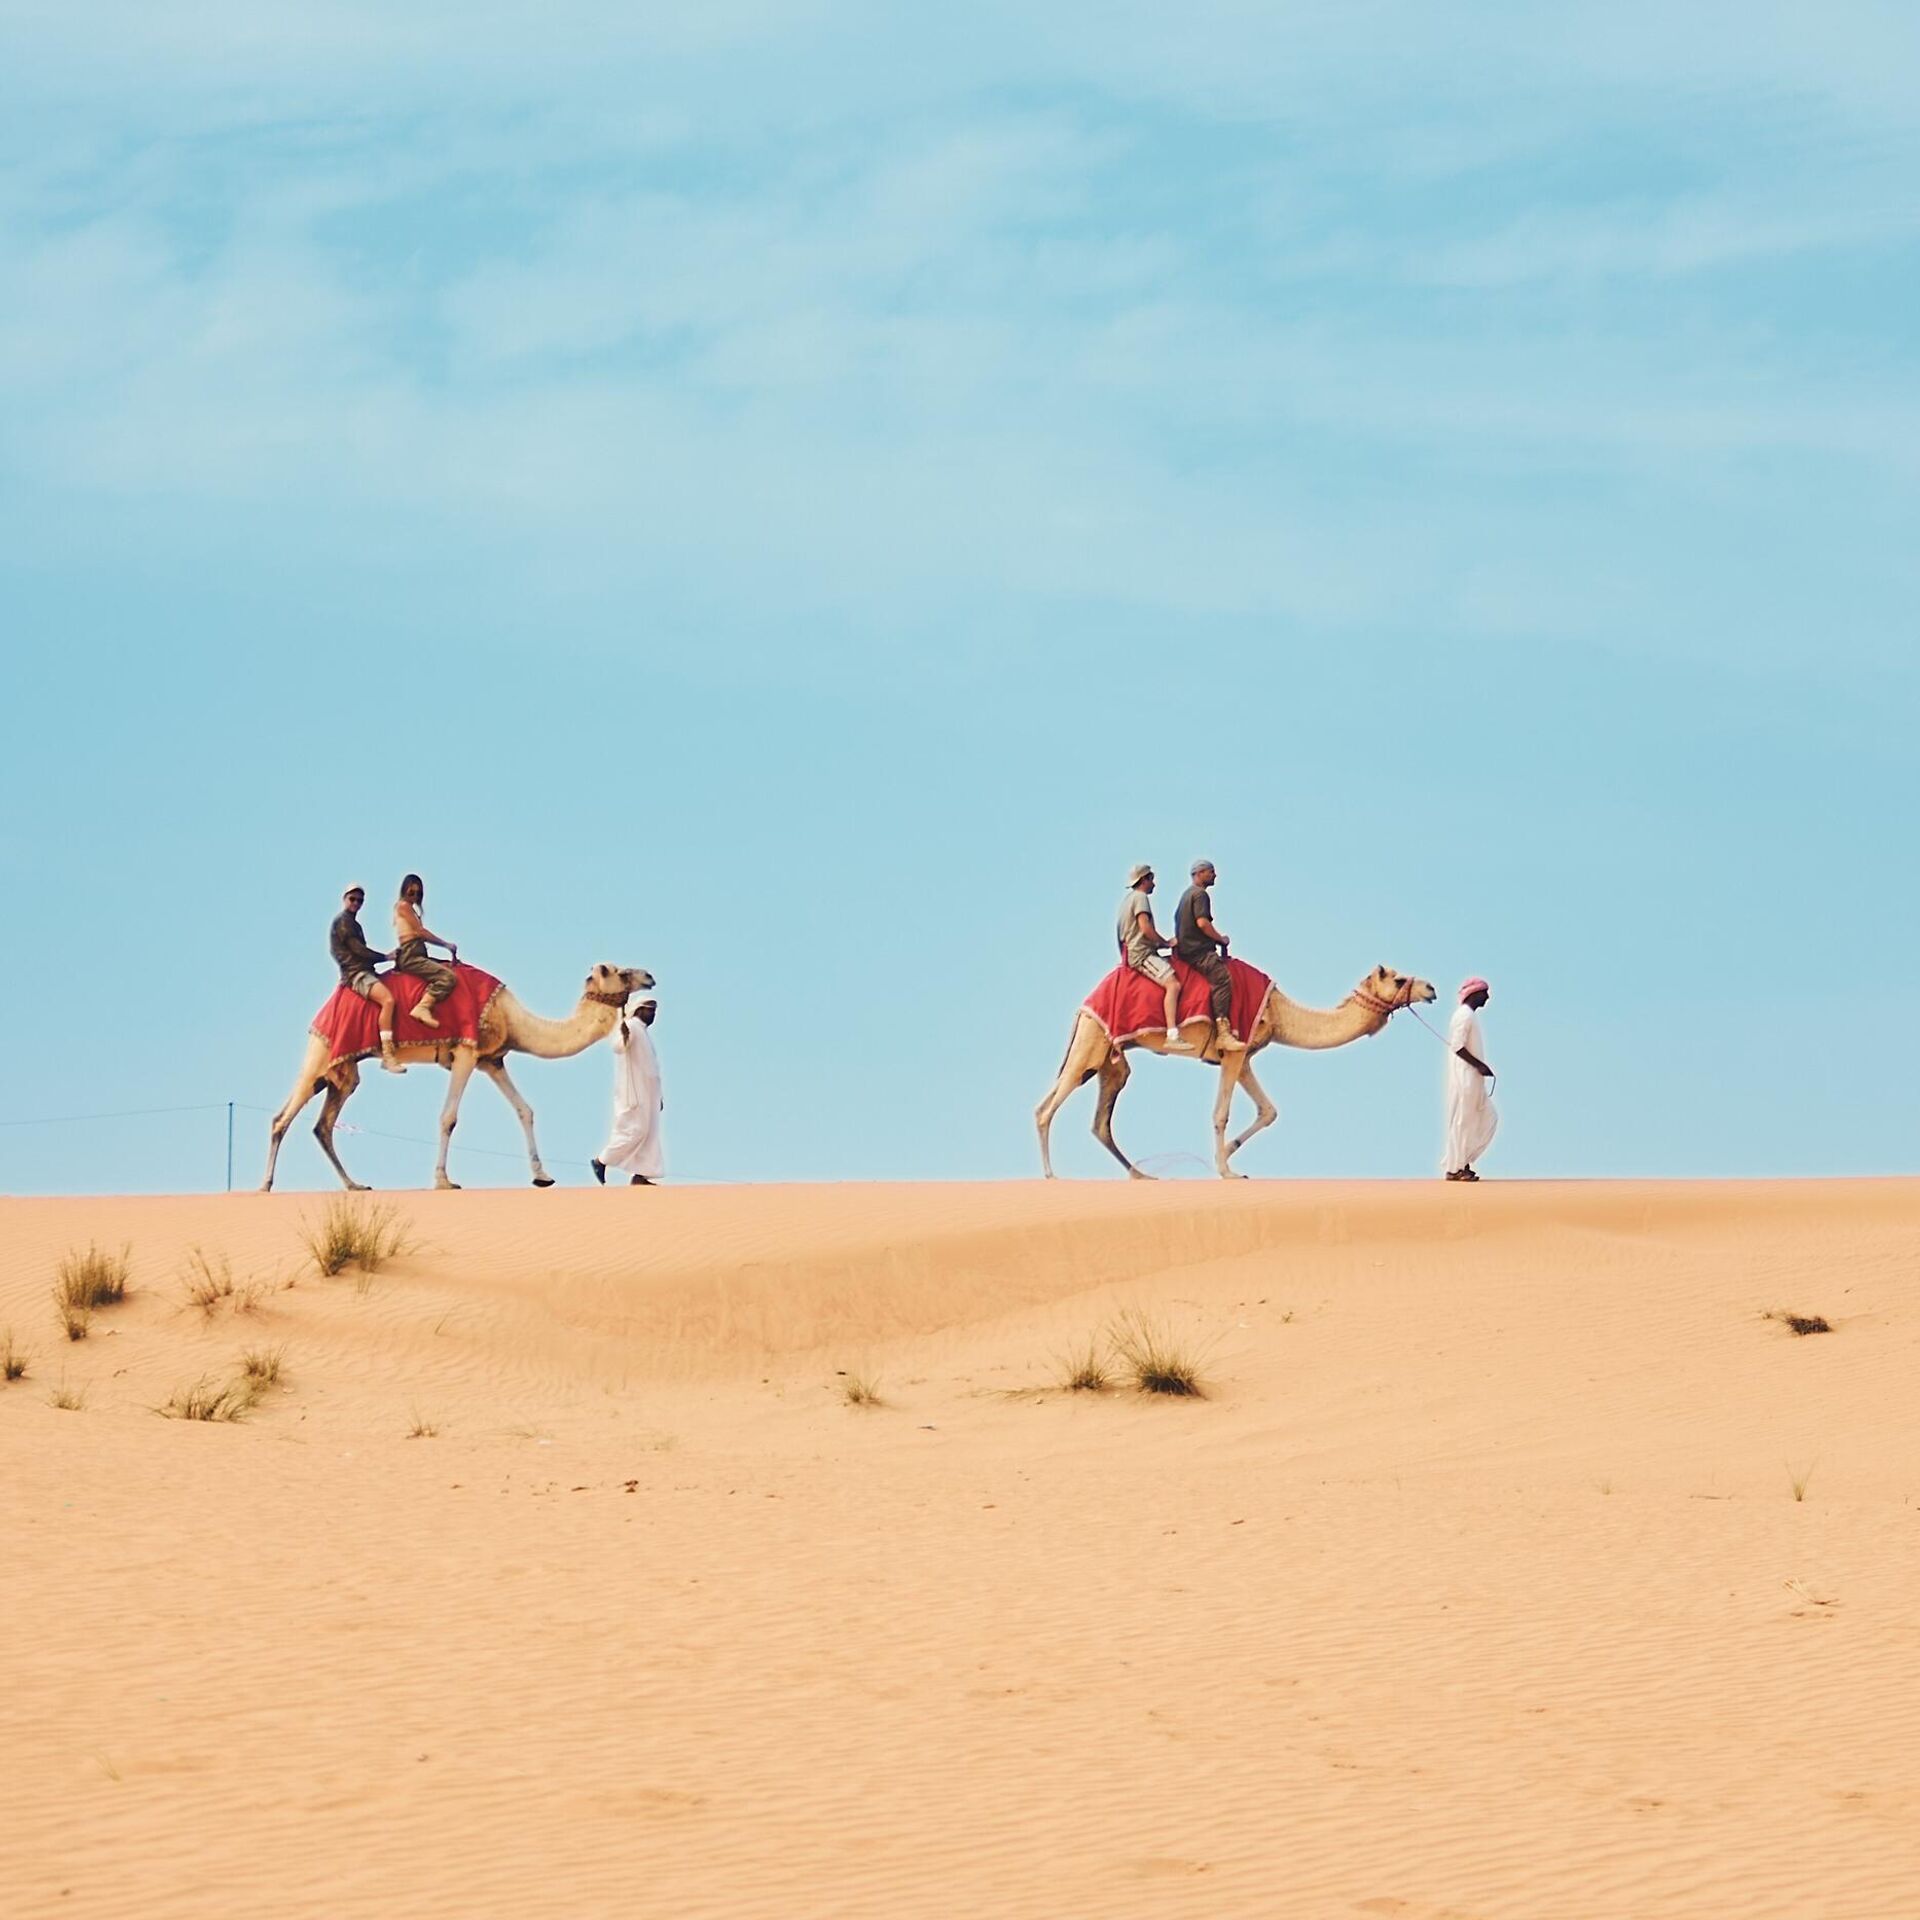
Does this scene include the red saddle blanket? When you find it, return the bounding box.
[311,962,504,1067]
[1084,954,1272,1046]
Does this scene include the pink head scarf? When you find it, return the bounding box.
[1459,977,1490,1004]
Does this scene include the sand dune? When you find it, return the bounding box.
[3,1178,1917,1918]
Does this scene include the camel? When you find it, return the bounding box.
[260,963,655,1193]
[1035,964,1437,1180]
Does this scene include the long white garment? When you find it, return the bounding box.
[600,1020,664,1179]
[1444,1003,1498,1173]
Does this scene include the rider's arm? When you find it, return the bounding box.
[1197,914,1228,947]
[1133,909,1165,949]
[417,922,456,955]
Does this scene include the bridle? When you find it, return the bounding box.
[1350,974,1417,1020]
[585,986,631,1008]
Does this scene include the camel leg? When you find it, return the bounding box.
[313,1064,369,1192]
[1212,1050,1250,1178]
[1093,1049,1151,1179]
[1035,1014,1111,1179]
[1225,1055,1279,1169]
[260,1039,333,1192]
[478,1058,555,1187]
[434,1047,480,1190]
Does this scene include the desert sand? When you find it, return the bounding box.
[3,1177,1917,1919]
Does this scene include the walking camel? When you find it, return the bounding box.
[1035,964,1437,1179]
[261,963,654,1192]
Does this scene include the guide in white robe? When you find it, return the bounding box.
[1444,1000,1498,1174]
[600,1014,664,1180]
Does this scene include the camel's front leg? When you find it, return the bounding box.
[1212,1052,1249,1178]
[1093,1049,1151,1178]
[478,1058,555,1187]
[1225,1055,1278,1169]
[435,1047,480,1190]
[313,1068,370,1192]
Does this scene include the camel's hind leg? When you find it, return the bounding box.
[1093,1049,1151,1178]
[312,1063,369,1192]
[1034,1014,1113,1178]
[261,1042,333,1192]
[1224,1055,1278,1170]
[477,1057,554,1187]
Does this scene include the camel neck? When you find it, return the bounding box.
[1264,989,1387,1051]
[498,992,619,1059]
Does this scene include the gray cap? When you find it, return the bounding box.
[1191,857,1216,876]
[1127,862,1153,886]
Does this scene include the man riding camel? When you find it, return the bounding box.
[1116,863,1192,1051]
[329,886,406,1073]
[1173,858,1246,1054]
[391,872,461,1030]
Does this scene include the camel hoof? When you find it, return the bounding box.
[532,1175,556,1188]
[434,1178,460,1192]
[347,1182,371,1193]
[1128,1166,1156,1181]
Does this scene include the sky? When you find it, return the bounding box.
[2,2,1915,1193]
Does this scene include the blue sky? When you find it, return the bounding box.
[2,3,1915,1192]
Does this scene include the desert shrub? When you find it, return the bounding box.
[1,1329,27,1382]
[1768,1310,1832,1337]
[301,1197,410,1278]
[55,1243,129,1314]
[838,1369,884,1408]
[239,1345,286,1387]
[155,1376,261,1423]
[1110,1310,1208,1398]
[1056,1336,1111,1393]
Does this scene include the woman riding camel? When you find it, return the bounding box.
[392,872,461,1030]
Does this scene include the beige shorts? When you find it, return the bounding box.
[345,971,384,1000]
[1128,951,1176,987]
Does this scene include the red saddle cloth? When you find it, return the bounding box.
[310,963,504,1068]
[1083,954,1271,1046]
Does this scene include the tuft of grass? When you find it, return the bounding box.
[181,1246,237,1313]
[1056,1335,1111,1393]
[1768,1310,1833,1337]
[407,1410,440,1439]
[838,1369,885,1408]
[154,1375,261,1423]
[55,1243,130,1313]
[1110,1310,1209,1398]
[301,1196,410,1279]
[55,1298,92,1342]
[48,1380,87,1411]
[1787,1459,1817,1503]
[1,1329,28,1383]
[239,1344,286,1388]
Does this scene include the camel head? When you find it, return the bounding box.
[584,963,655,1007]
[1359,965,1438,1015]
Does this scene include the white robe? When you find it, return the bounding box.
[601,1020,664,1179]
[1444,1003,1498,1173]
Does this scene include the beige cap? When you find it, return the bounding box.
[1127,862,1154,886]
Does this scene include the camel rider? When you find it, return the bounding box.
[392,872,461,1031]
[1174,859,1246,1054]
[330,887,406,1074]
[1117,863,1192,1051]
